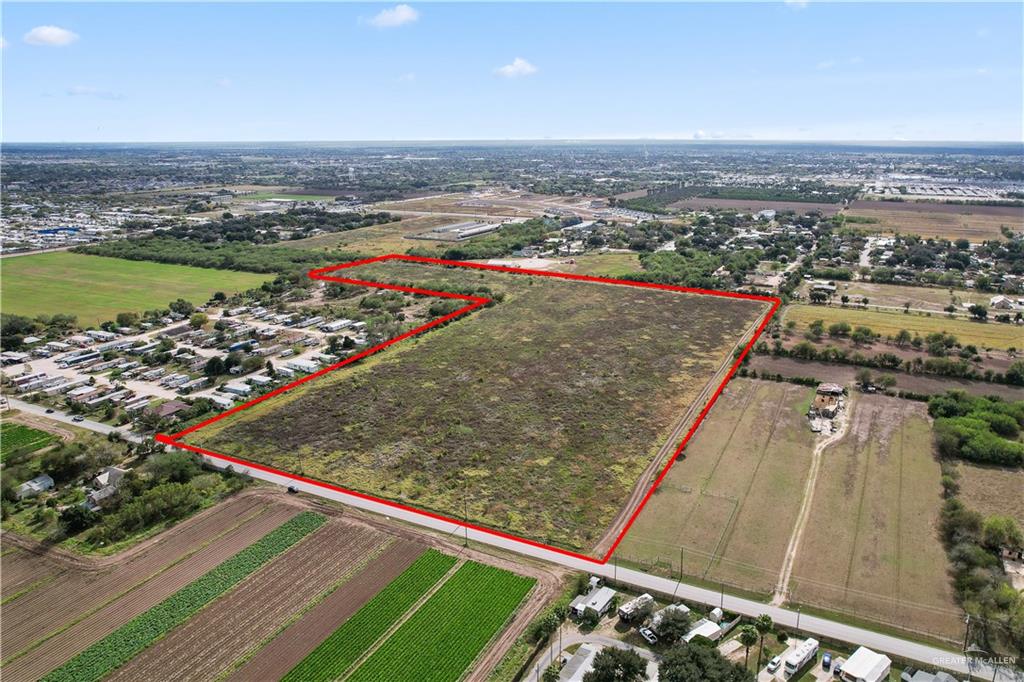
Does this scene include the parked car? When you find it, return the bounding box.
[833,659,844,677]
[766,656,782,673]
[287,485,299,494]
[72,415,85,422]
[45,408,55,413]
[822,652,832,671]
[638,627,658,645]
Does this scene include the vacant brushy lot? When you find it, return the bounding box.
[195,261,767,552]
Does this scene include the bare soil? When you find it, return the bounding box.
[108,521,391,682]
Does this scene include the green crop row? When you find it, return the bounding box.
[1,423,57,462]
[282,548,457,682]
[347,561,536,682]
[41,511,326,682]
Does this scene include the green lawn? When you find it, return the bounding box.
[1,252,268,327]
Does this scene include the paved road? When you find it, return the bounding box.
[5,398,142,442]
[153,445,1018,681]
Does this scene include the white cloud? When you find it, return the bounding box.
[369,4,419,28]
[67,85,123,100]
[784,0,809,8]
[692,130,708,140]
[1,36,9,50]
[848,56,864,65]
[816,60,836,70]
[215,77,233,89]
[397,72,417,82]
[976,27,991,38]
[24,25,79,47]
[976,67,990,76]
[495,57,537,78]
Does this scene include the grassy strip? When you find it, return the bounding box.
[0,575,58,606]
[348,562,536,682]
[282,549,457,682]
[40,511,325,682]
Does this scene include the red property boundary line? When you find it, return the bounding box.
[156,253,781,565]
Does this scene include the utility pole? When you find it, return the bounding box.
[796,606,802,632]
[463,481,469,548]
[671,545,683,602]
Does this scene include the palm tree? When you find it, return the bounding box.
[754,614,774,670]
[738,624,759,669]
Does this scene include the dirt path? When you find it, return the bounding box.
[770,394,853,606]
[593,303,772,559]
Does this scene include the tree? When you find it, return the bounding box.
[895,329,912,347]
[115,312,139,328]
[204,356,225,377]
[542,664,560,682]
[659,643,753,682]
[806,319,825,341]
[855,368,873,389]
[189,312,208,329]
[169,298,195,316]
[809,290,829,304]
[737,625,758,669]
[981,516,1024,552]
[583,647,646,682]
[59,505,99,535]
[827,321,851,337]
[968,304,988,321]
[840,295,850,306]
[212,291,227,302]
[656,607,692,643]
[753,615,773,670]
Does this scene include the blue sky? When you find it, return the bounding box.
[2,2,1021,142]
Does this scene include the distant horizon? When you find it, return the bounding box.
[3,3,1020,143]
[4,138,1022,147]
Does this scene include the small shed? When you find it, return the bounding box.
[17,474,55,500]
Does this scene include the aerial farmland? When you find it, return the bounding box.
[189,259,772,554]
[1,493,550,682]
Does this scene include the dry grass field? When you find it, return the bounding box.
[846,204,1021,241]
[552,252,643,278]
[783,303,1022,350]
[192,260,768,553]
[614,379,817,595]
[284,215,460,254]
[955,463,1024,528]
[788,395,962,642]
[823,281,990,313]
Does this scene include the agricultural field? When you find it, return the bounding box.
[281,549,458,681]
[845,201,1022,241]
[285,214,458,254]
[614,379,818,596]
[0,422,57,462]
[783,303,1022,350]
[788,395,962,642]
[669,197,842,216]
[106,520,392,682]
[1,494,301,681]
[41,512,326,682]
[955,463,1024,528]
[3,486,551,682]
[191,259,769,552]
[345,561,535,682]
[0,252,268,327]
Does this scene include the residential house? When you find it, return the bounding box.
[16,474,55,500]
